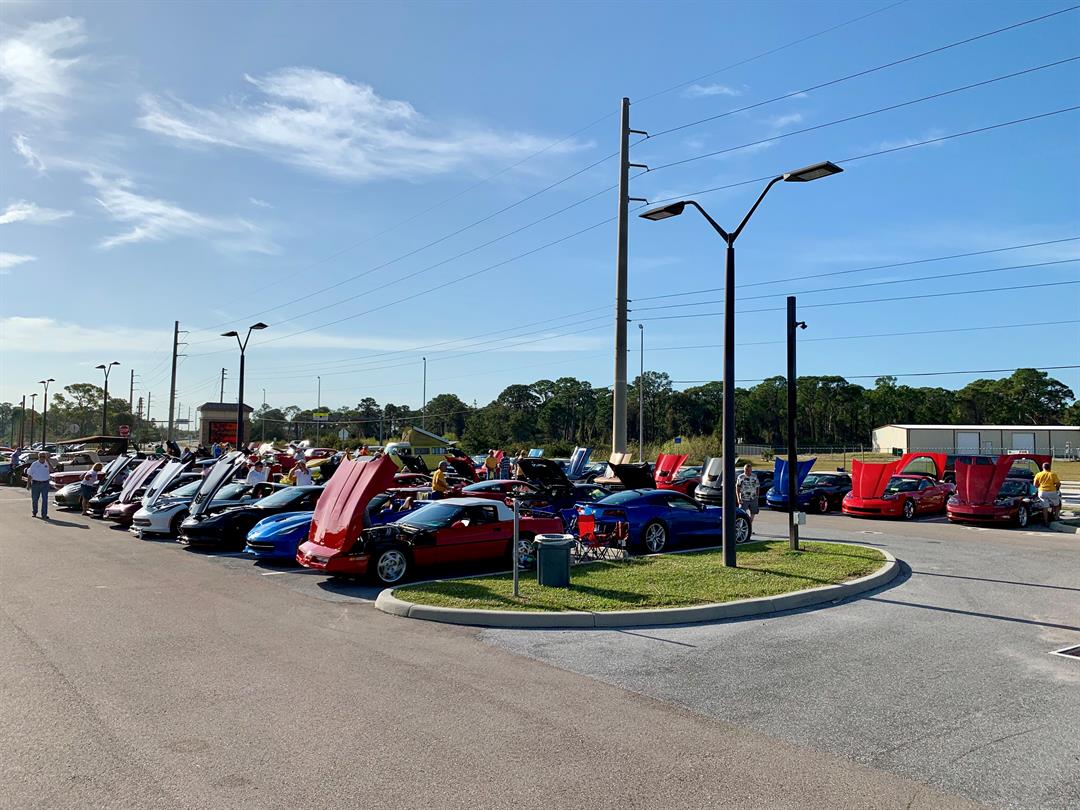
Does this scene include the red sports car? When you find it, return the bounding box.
[297,457,563,585]
[946,453,1050,528]
[102,457,166,526]
[842,453,952,519]
[653,453,696,495]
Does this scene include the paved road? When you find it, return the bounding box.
[0,489,1071,809]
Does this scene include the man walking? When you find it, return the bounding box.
[735,463,760,529]
[26,451,52,519]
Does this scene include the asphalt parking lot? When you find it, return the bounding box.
[1,489,1076,809]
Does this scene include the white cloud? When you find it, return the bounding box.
[0,252,36,273]
[0,316,165,351]
[0,17,86,118]
[249,197,272,208]
[12,133,44,170]
[769,112,803,130]
[85,173,277,254]
[872,129,946,153]
[137,68,588,182]
[0,200,72,225]
[682,83,742,99]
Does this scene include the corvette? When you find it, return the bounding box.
[102,458,167,526]
[946,454,1050,527]
[842,453,952,519]
[179,485,322,548]
[54,455,134,511]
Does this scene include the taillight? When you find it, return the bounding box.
[603,508,627,519]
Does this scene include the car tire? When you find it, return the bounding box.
[816,494,830,514]
[902,499,915,521]
[508,532,536,569]
[373,546,410,585]
[169,512,185,536]
[641,521,668,554]
[735,515,751,544]
[1016,506,1029,528]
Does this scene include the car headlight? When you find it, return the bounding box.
[881,493,895,500]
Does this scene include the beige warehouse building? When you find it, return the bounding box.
[872,424,1080,457]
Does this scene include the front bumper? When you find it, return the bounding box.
[296,544,370,576]
[244,540,295,560]
[946,504,1013,523]
[842,498,903,518]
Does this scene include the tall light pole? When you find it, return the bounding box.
[38,378,54,448]
[787,296,807,551]
[640,160,842,567]
[28,393,37,447]
[638,323,645,462]
[316,376,322,446]
[94,362,120,436]
[221,323,267,450]
[421,357,427,427]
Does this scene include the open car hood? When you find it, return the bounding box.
[516,457,572,489]
[446,457,477,481]
[701,457,722,484]
[117,458,165,504]
[850,452,948,499]
[609,462,656,489]
[189,452,245,518]
[566,447,593,480]
[142,459,192,507]
[653,453,689,484]
[954,453,1049,505]
[100,455,136,491]
[395,454,429,474]
[308,455,398,552]
[772,458,817,497]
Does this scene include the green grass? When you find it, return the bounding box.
[395,540,886,613]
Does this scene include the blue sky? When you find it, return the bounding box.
[2,0,1078,417]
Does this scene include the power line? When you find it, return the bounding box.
[672,365,1080,385]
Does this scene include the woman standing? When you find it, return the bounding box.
[81,462,104,515]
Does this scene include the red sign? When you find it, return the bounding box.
[208,421,237,444]
[118,425,130,437]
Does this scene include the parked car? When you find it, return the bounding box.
[54,455,134,510]
[179,485,322,549]
[576,489,752,554]
[946,453,1051,527]
[767,472,852,513]
[842,452,951,519]
[244,511,314,561]
[105,469,201,526]
[100,458,166,526]
[694,459,773,507]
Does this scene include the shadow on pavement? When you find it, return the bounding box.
[911,570,1080,592]
[40,517,89,529]
[865,594,1080,632]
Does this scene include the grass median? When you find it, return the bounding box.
[395,540,886,613]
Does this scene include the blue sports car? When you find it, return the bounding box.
[766,472,853,514]
[577,489,752,554]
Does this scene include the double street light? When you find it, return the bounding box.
[95,362,120,436]
[38,378,54,448]
[640,160,842,567]
[221,323,268,450]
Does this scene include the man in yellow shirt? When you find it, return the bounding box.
[430,460,451,499]
[483,450,498,480]
[1033,462,1062,520]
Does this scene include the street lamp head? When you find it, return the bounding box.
[109,361,120,367]
[639,201,687,221]
[249,322,268,331]
[782,161,843,183]
[221,330,239,338]
[39,378,54,384]
[95,364,106,370]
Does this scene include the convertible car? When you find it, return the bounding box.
[179,485,322,548]
[296,456,562,584]
[576,489,752,554]
[101,457,167,526]
[842,453,952,519]
[946,454,1050,527]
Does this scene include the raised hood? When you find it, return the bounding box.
[653,453,688,485]
[308,455,398,553]
[142,459,192,507]
[850,458,903,499]
[609,462,656,489]
[446,457,477,481]
[189,452,245,517]
[898,452,947,479]
[395,454,428,474]
[516,457,572,489]
[100,455,136,491]
[566,447,593,480]
[117,458,165,504]
[954,453,1049,505]
[701,457,722,484]
[772,458,817,497]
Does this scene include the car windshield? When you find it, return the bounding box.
[597,490,650,506]
[802,474,832,487]
[999,479,1028,497]
[884,477,920,494]
[397,503,465,529]
[216,483,248,501]
[575,486,608,500]
[255,488,308,508]
[169,481,201,498]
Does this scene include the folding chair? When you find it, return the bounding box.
[574,514,627,561]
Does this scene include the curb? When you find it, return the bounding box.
[1047,521,1080,535]
[374,544,899,629]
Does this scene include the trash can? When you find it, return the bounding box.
[534,533,574,588]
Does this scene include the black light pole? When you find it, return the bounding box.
[28,394,37,447]
[221,323,267,451]
[787,297,807,551]
[95,362,120,435]
[640,160,842,567]
[39,378,54,449]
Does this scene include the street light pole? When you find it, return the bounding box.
[221,323,268,451]
[316,375,322,446]
[28,394,37,447]
[787,296,806,551]
[638,323,644,462]
[421,357,427,427]
[38,378,54,449]
[95,362,120,436]
[640,160,842,567]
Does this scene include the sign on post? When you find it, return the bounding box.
[118,425,130,438]
[337,428,350,441]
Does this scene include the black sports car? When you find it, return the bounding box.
[177,486,322,549]
[766,472,852,513]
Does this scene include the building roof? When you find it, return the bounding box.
[198,402,254,413]
[878,424,1078,431]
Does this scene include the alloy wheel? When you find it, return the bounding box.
[376,549,408,584]
[735,516,750,544]
[903,500,915,520]
[644,522,667,553]
[1017,506,1028,527]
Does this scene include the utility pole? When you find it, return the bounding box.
[28,393,37,447]
[638,323,644,462]
[146,391,152,437]
[128,368,135,416]
[136,396,144,443]
[421,357,427,427]
[219,368,227,403]
[611,97,648,454]
[167,320,180,441]
[787,296,806,551]
[18,395,26,447]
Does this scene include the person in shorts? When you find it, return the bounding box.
[80,462,104,514]
[1033,462,1062,521]
[735,463,760,526]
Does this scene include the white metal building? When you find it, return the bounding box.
[871,424,1080,456]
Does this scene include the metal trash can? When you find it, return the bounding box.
[534,533,574,588]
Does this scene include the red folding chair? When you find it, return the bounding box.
[575,514,626,561]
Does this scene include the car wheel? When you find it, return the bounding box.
[509,533,536,569]
[816,494,830,514]
[902,499,915,520]
[642,521,668,554]
[1016,506,1028,528]
[373,547,409,585]
[735,515,751,544]
[169,512,185,536]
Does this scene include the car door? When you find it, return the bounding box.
[664,494,710,539]
[433,505,508,563]
[915,478,934,513]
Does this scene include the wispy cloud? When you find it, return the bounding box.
[137,68,589,182]
[0,253,36,273]
[769,112,803,130]
[682,83,742,99]
[871,129,946,153]
[0,316,166,351]
[248,197,272,208]
[0,17,86,118]
[12,133,44,171]
[86,173,277,254]
[0,200,73,225]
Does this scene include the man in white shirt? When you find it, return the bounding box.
[244,461,269,486]
[292,460,313,487]
[26,452,53,519]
